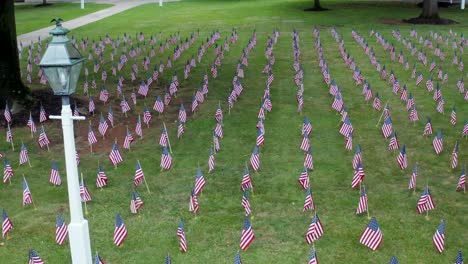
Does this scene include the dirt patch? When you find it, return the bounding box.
[403,17,458,25]
[381,19,406,25]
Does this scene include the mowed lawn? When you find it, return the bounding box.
[2,0,468,263]
[14,2,113,35]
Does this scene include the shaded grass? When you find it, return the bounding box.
[2,0,467,263]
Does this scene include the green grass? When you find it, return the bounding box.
[14,2,113,35]
[3,0,468,263]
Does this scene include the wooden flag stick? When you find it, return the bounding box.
[163,122,173,154]
[8,125,14,151]
[139,160,151,193]
[375,101,389,127]
[81,172,88,215]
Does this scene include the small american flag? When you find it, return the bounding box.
[339,116,353,137]
[98,114,108,137]
[397,145,407,170]
[134,160,145,186]
[114,213,128,247]
[55,214,68,245]
[304,147,314,170]
[417,186,436,213]
[2,208,13,239]
[433,219,445,253]
[352,144,362,170]
[409,163,418,190]
[73,101,80,117]
[373,93,381,111]
[96,164,107,188]
[153,95,164,113]
[130,191,144,214]
[120,96,131,114]
[451,105,457,125]
[381,116,393,138]
[88,124,98,145]
[28,248,45,264]
[177,219,187,253]
[95,252,104,264]
[241,165,253,191]
[3,158,14,183]
[159,127,168,147]
[99,86,109,103]
[108,105,114,126]
[22,177,33,206]
[214,122,223,139]
[109,142,123,167]
[308,245,318,264]
[433,130,443,154]
[123,128,134,150]
[356,185,368,215]
[194,167,206,195]
[138,81,148,97]
[179,104,187,123]
[80,178,92,202]
[6,124,13,143]
[463,119,468,137]
[389,256,398,264]
[88,96,96,113]
[426,77,434,92]
[3,102,11,123]
[189,189,199,214]
[241,190,252,216]
[436,97,445,113]
[27,112,37,134]
[451,141,459,169]
[213,132,220,152]
[302,116,312,136]
[424,117,433,135]
[332,93,344,112]
[406,93,414,111]
[191,95,199,113]
[250,145,260,172]
[300,133,310,152]
[416,72,423,86]
[38,126,50,148]
[433,84,442,101]
[160,146,172,170]
[306,212,324,244]
[39,105,47,123]
[345,132,353,150]
[359,216,383,251]
[352,163,365,189]
[388,131,399,151]
[143,106,152,125]
[177,121,185,139]
[19,143,29,166]
[208,147,215,173]
[303,187,315,212]
[457,165,466,192]
[234,251,242,264]
[135,115,142,138]
[298,167,310,190]
[49,160,61,186]
[240,216,255,251]
[454,250,463,264]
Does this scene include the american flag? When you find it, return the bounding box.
[304,146,314,170]
[213,131,220,152]
[234,251,242,264]
[400,85,408,102]
[55,214,68,245]
[250,145,260,172]
[308,245,318,264]
[38,126,50,148]
[215,103,223,122]
[416,72,423,86]
[356,185,368,215]
[113,213,128,247]
[191,95,199,113]
[143,105,152,125]
[424,117,433,135]
[241,190,252,216]
[108,105,114,127]
[96,164,107,188]
[409,163,418,190]
[451,105,457,125]
[88,96,96,113]
[454,250,463,264]
[426,78,434,92]
[3,102,11,123]
[134,160,145,186]
[397,144,407,170]
[332,93,343,112]
[241,165,253,191]
[3,158,13,183]
[352,163,365,189]
[23,177,33,206]
[208,147,215,173]
[49,160,61,186]
[457,165,466,192]
[359,216,383,251]
[389,256,398,264]
[464,119,468,137]
[433,130,443,154]
[28,248,45,264]
[189,189,199,214]
[179,104,187,123]
[339,116,353,137]
[256,128,265,147]
[6,123,13,143]
[130,191,144,214]
[240,216,255,251]
[433,219,445,253]
[27,112,37,134]
[381,116,393,138]
[88,124,98,145]
[345,133,353,150]
[177,121,185,139]
[194,167,206,195]
[406,93,415,111]
[417,186,436,213]
[2,208,13,239]
[303,187,315,212]
[214,122,223,139]
[98,114,108,137]
[109,142,123,167]
[392,80,400,94]
[298,167,310,189]
[80,177,92,202]
[160,146,172,170]
[433,84,441,101]
[123,128,134,150]
[138,81,148,97]
[120,96,131,114]
[306,212,324,244]
[436,97,445,113]
[352,144,362,170]
[19,143,29,166]
[39,105,47,123]
[153,96,164,113]
[302,116,312,136]
[177,219,187,253]
[135,115,142,138]
[99,86,109,103]
[388,130,399,151]
[95,252,104,264]
[451,140,459,169]
[373,93,381,111]
[73,101,80,117]
[159,127,168,147]
[300,133,310,152]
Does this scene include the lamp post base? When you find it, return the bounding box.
[68,220,92,264]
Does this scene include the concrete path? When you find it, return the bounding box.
[17,0,177,47]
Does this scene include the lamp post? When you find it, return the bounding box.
[39,18,92,264]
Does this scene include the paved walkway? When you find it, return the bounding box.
[17,0,178,47]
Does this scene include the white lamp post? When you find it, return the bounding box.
[39,18,92,264]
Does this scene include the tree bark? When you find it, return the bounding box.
[314,0,322,9]
[0,0,31,109]
[420,0,439,19]
[43,0,47,6]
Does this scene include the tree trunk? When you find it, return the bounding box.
[314,0,322,9]
[43,0,47,6]
[0,0,31,109]
[420,0,439,19]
